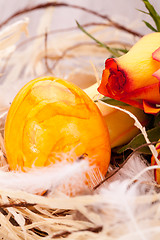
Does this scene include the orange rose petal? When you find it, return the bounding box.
[151,159,160,184]
[143,100,160,114]
[155,169,160,184]
[153,68,160,82]
[152,47,160,62]
[151,142,160,184]
[151,156,158,183]
[98,69,110,96]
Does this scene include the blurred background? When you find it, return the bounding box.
[0,0,159,35]
[0,0,159,107]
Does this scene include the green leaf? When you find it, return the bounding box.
[76,21,127,57]
[99,97,129,106]
[154,113,160,127]
[115,48,128,54]
[143,20,158,32]
[142,0,160,31]
[137,9,150,15]
[118,126,160,154]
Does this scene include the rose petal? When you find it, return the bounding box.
[152,47,160,62]
[153,68,160,81]
[143,100,160,114]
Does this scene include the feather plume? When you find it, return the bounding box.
[0,159,95,196]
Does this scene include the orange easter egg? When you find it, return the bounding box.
[4,76,111,194]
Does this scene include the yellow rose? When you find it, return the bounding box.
[84,83,149,148]
[98,32,160,114]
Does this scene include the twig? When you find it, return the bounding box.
[0,22,112,74]
[52,42,92,69]
[52,225,103,238]
[18,22,112,49]
[0,2,143,37]
[44,30,53,74]
[94,141,160,190]
[51,40,131,70]
[0,201,36,208]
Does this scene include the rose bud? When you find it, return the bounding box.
[98,32,160,114]
[84,83,149,148]
[151,141,160,184]
[4,76,111,193]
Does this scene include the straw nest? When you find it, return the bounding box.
[0,2,159,239]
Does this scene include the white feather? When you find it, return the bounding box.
[111,153,154,183]
[0,160,93,195]
[96,178,160,240]
[91,154,158,240]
